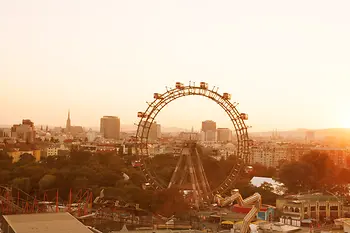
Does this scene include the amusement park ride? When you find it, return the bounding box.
[135,81,262,233]
[0,186,93,216]
[168,141,212,207]
[0,81,261,233]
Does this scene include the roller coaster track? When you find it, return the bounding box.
[0,186,24,214]
[215,191,262,233]
[0,186,94,216]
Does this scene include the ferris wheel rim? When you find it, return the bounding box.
[135,83,250,195]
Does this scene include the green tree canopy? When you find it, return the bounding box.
[39,174,56,190]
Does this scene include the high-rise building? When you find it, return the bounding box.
[140,121,161,141]
[201,120,216,132]
[201,120,217,142]
[200,130,217,142]
[305,131,315,143]
[217,128,232,142]
[11,119,36,143]
[0,128,11,138]
[100,116,121,140]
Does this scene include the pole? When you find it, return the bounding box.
[68,188,72,212]
[56,189,59,213]
[17,190,19,207]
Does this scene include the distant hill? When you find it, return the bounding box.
[120,124,188,133]
[162,126,189,133]
[250,128,350,139]
[1,123,188,133]
[4,122,350,138]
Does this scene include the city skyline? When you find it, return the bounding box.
[1,0,350,131]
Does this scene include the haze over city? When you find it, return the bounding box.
[1,0,350,131]
[3,1,350,233]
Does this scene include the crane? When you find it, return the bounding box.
[214,190,262,233]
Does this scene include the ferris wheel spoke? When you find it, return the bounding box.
[168,153,184,188]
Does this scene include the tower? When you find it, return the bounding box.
[100,116,120,140]
[66,110,71,133]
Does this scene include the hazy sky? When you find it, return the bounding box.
[1,0,350,132]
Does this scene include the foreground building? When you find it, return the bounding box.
[5,144,41,162]
[0,212,92,233]
[276,193,344,226]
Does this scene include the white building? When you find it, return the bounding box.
[47,147,59,156]
[341,219,350,233]
[251,143,289,167]
[312,147,350,169]
[86,129,97,142]
[178,132,200,141]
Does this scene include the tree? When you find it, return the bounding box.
[12,177,31,193]
[279,161,317,193]
[278,151,340,194]
[72,176,89,189]
[18,153,36,164]
[96,152,114,166]
[0,151,13,169]
[250,163,276,178]
[0,170,11,184]
[39,174,57,190]
[70,151,92,164]
[260,182,274,192]
[299,151,336,189]
[151,188,190,217]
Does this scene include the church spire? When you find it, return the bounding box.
[66,109,71,132]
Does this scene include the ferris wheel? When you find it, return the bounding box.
[135,81,250,202]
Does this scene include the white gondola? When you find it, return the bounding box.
[137,112,147,118]
[240,113,248,120]
[175,82,185,90]
[200,82,208,89]
[223,93,231,100]
[142,183,151,190]
[245,166,253,173]
[153,93,163,99]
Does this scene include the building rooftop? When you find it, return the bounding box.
[2,212,92,233]
[282,193,341,202]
